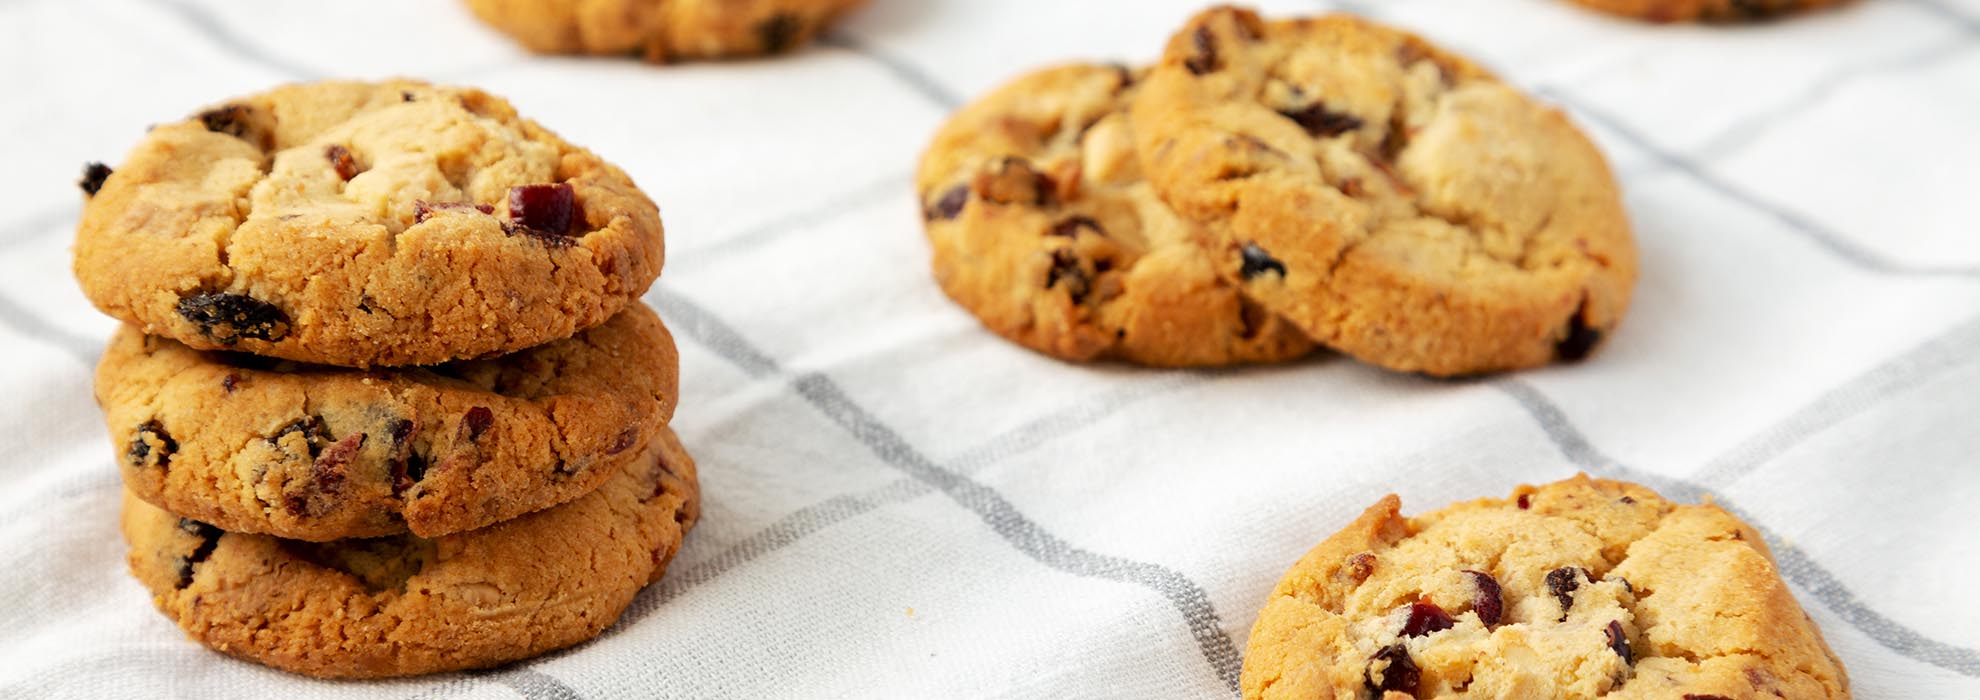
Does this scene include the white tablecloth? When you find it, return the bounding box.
[3,0,1978,697]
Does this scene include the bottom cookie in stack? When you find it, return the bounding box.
[122,424,700,679]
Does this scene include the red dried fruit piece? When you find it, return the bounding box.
[325,144,360,181]
[1344,552,1377,583]
[1365,643,1420,694]
[507,183,577,237]
[1400,600,1455,637]
[606,426,640,455]
[1547,566,1585,621]
[1517,493,1532,509]
[1606,620,1633,665]
[459,406,494,442]
[79,162,112,196]
[1465,570,1504,626]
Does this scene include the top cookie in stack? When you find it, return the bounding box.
[75,79,665,368]
[918,6,1638,376]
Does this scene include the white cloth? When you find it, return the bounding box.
[4,0,1979,697]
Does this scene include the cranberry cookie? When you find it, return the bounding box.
[1132,8,1636,376]
[919,63,1314,367]
[1241,475,1849,699]
[97,302,677,541]
[463,0,868,62]
[123,424,700,679]
[75,79,665,368]
[1568,0,1850,22]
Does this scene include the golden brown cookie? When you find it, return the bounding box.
[74,79,665,368]
[122,424,700,679]
[1132,8,1637,376]
[97,302,678,541]
[462,0,869,62]
[918,63,1315,367]
[1241,475,1849,700]
[1568,0,1850,22]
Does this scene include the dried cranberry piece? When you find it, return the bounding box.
[459,406,494,442]
[1517,493,1532,509]
[79,162,112,196]
[1606,620,1633,665]
[127,420,177,469]
[1344,552,1377,583]
[1049,216,1102,238]
[507,183,577,237]
[1239,242,1287,280]
[1547,567,1586,621]
[1400,600,1455,637]
[606,426,640,455]
[1465,570,1503,626]
[174,518,223,589]
[755,12,802,53]
[1278,103,1364,138]
[176,292,291,344]
[1365,643,1420,694]
[927,184,969,220]
[325,144,360,181]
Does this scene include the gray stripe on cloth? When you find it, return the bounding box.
[0,294,98,367]
[1495,380,1980,678]
[1696,39,1973,159]
[148,0,323,80]
[652,287,1247,694]
[820,33,963,109]
[486,668,585,700]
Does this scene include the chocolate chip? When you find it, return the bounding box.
[1547,566,1586,621]
[176,292,291,345]
[606,426,639,455]
[325,144,360,181]
[174,518,222,589]
[1365,643,1420,694]
[1465,570,1503,626]
[413,200,495,223]
[197,104,252,138]
[1184,25,1219,75]
[506,183,578,239]
[1238,242,1286,280]
[1556,309,1602,362]
[1606,620,1633,665]
[127,420,176,469]
[1278,103,1364,138]
[1046,249,1092,303]
[78,162,112,197]
[927,184,969,220]
[755,12,802,53]
[459,406,494,442]
[1049,216,1102,238]
[1400,600,1455,637]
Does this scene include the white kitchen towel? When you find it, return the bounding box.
[3,0,1978,697]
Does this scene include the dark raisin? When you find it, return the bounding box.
[197,104,251,138]
[1547,566,1586,621]
[927,184,969,220]
[1049,216,1102,238]
[1238,242,1287,280]
[127,420,177,469]
[507,183,577,238]
[1619,495,1636,504]
[1277,103,1364,138]
[1556,310,1602,362]
[459,406,494,442]
[1184,24,1219,75]
[1606,620,1632,664]
[393,451,428,495]
[755,12,802,54]
[325,144,360,181]
[1465,570,1503,626]
[1400,600,1455,637]
[174,518,223,589]
[607,426,639,455]
[1365,643,1420,694]
[1046,249,1092,303]
[401,91,416,102]
[176,292,291,344]
[78,162,112,196]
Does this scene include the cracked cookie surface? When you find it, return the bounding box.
[75,79,665,368]
[1567,0,1849,22]
[97,302,677,541]
[463,0,868,62]
[1241,475,1849,700]
[918,63,1314,367]
[1131,8,1636,376]
[122,423,700,679]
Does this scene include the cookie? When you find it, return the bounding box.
[74,79,665,368]
[1240,475,1849,700]
[1567,0,1848,22]
[918,63,1315,367]
[462,0,868,62]
[1131,8,1636,376]
[97,301,678,541]
[123,423,700,679]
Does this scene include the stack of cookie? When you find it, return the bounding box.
[73,80,699,678]
[918,6,1638,376]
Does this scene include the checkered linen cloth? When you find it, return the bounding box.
[3,0,1978,697]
